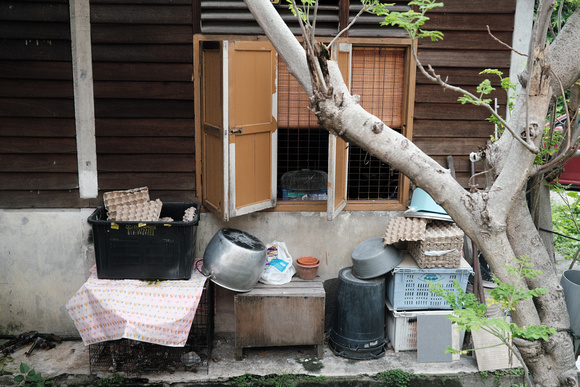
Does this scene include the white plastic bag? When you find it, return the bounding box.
[259,241,296,285]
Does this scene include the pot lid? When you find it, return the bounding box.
[351,237,403,279]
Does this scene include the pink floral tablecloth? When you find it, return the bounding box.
[66,265,207,347]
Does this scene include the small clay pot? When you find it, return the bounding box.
[295,257,321,280]
[297,256,319,266]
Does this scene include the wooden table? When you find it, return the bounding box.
[234,280,325,360]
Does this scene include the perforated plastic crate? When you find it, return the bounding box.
[386,253,472,310]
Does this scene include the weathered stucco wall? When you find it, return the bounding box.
[0,209,95,336]
[0,209,399,336]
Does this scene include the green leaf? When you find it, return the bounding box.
[20,363,30,374]
[14,375,25,383]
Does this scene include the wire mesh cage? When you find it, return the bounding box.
[89,280,214,376]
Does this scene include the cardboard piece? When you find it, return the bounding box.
[471,324,522,371]
[417,314,453,363]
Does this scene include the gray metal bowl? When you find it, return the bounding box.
[201,228,267,292]
[351,237,403,279]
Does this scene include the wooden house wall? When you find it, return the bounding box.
[0,0,516,208]
[90,0,196,203]
[414,0,516,188]
[0,0,86,207]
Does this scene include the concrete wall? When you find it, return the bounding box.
[0,209,400,336]
[0,209,95,335]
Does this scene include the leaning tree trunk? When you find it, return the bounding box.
[245,0,580,384]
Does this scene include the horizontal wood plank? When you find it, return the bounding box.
[98,154,195,172]
[91,44,192,63]
[0,118,76,137]
[94,81,193,100]
[0,40,71,61]
[0,79,74,98]
[96,137,195,154]
[95,118,194,136]
[0,173,79,190]
[417,31,513,51]
[414,102,494,121]
[431,155,484,173]
[413,137,489,156]
[415,84,508,105]
[0,2,69,22]
[0,190,99,209]
[0,154,77,172]
[91,24,192,44]
[413,119,495,138]
[0,137,77,153]
[90,4,192,24]
[98,172,195,190]
[94,99,194,118]
[93,63,193,82]
[0,60,73,80]
[145,190,198,203]
[415,67,512,86]
[423,14,515,32]
[0,98,74,118]
[417,50,511,68]
[426,0,516,13]
[0,21,70,39]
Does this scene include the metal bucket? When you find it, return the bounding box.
[561,270,580,351]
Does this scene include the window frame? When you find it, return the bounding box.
[194,35,415,217]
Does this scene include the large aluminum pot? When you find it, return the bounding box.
[202,228,267,292]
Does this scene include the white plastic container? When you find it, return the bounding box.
[385,299,464,359]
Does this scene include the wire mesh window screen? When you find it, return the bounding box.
[351,47,405,128]
[277,59,328,201]
[347,47,406,200]
[277,60,318,128]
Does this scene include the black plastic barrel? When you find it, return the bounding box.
[329,267,387,359]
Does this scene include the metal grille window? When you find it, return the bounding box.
[277,46,407,202]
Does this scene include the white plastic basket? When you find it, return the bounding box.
[386,253,472,310]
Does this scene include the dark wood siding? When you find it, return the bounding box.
[0,0,88,207]
[414,0,516,188]
[91,0,197,203]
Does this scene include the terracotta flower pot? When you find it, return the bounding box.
[295,256,320,280]
[297,256,319,266]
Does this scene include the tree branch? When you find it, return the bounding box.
[411,42,538,153]
[328,5,367,48]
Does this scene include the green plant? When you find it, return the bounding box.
[376,369,412,387]
[479,370,489,383]
[429,256,557,387]
[233,373,266,387]
[13,363,51,386]
[96,373,126,386]
[550,183,580,259]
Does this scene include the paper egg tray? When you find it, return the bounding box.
[183,206,197,222]
[104,187,150,220]
[383,217,428,245]
[113,199,163,222]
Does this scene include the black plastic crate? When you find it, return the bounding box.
[88,202,200,280]
[89,281,214,376]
